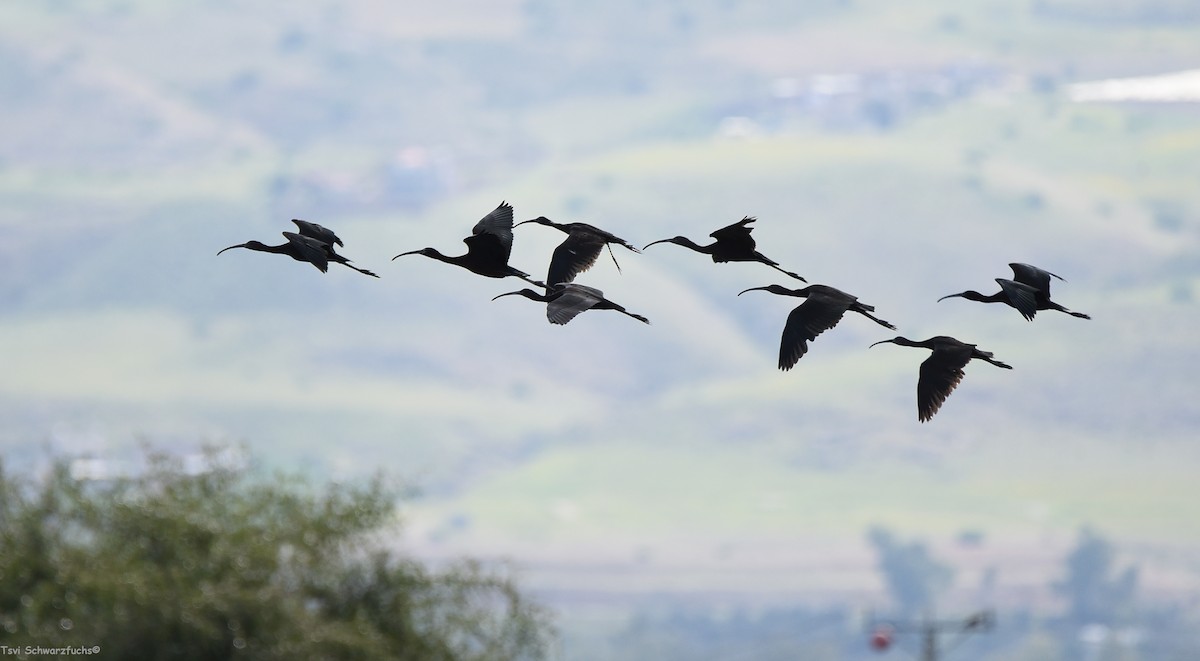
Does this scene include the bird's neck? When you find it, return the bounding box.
[958,290,1004,303]
[424,249,458,264]
[675,237,713,253]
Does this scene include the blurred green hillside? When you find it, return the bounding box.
[2,1,1199,641]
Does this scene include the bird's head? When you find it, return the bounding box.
[868,335,921,352]
[217,241,262,255]
[869,336,912,349]
[738,284,803,297]
[642,236,690,250]
[515,216,554,228]
[937,290,983,303]
[392,247,441,261]
[491,289,542,302]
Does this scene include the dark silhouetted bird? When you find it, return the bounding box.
[938,263,1090,320]
[291,219,342,247]
[962,611,995,632]
[218,231,378,277]
[392,202,545,287]
[515,216,641,285]
[643,216,806,281]
[739,284,897,370]
[869,335,1013,422]
[492,283,649,325]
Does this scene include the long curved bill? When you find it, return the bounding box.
[737,286,771,296]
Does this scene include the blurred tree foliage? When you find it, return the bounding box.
[0,448,553,660]
[866,527,955,614]
[1054,528,1139,626]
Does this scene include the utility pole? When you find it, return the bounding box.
[868,610,995,660]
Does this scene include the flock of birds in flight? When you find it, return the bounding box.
[219,202,1091,422]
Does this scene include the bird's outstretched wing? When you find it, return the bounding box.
[546,284,604,325]
[548,232,606,285]
[995,278,1040,321]
[282,231,330,272]
[292,219,342,247]
[472,201,515,261]
[916,345,973,422]
[778,294,852,370]
[709,216,758,250]
[1009,263,1063,294]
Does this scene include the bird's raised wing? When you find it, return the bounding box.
[545,284,604,325]
[282,231,330,272]
[709,216,757,250]
[778,294,852,370]
[547,232,606,285]
[1009,263,1063,294]
[292,219,342,247]
[916,344,973,422]
[472,201,515,260]
[995,278,1039,321]
[461,232,512,270]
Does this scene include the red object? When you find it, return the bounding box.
[870,625,894,651]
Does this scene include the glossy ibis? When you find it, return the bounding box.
[392,202,545,287]
[938,263,1090,320]
[643,216,806,281]
[515,216,641,285]
[218,231,378,277]
[739,284,897,370]
[869,335,1013,422]
[492,283,649,325]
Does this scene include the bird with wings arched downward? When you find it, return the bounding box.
[493,282,649,326]
[740,284,896,370]
[515,216,641,286]
[870,335,1013,422]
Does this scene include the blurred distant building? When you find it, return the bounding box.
[720,60,1008,136]
[1068,69,1200,103]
